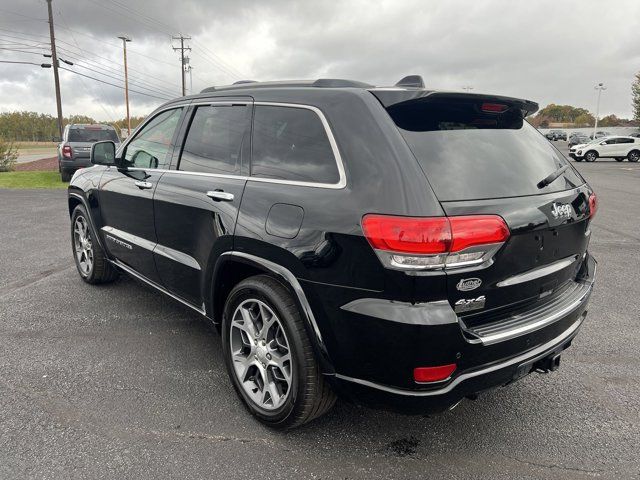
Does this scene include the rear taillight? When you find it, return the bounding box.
[62,145,72,158]
[588,192,597,219]
[362,214,510,271]
[413,364,457,383]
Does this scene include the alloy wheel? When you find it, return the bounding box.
[629,152,639,162]
[229,299,292,410]
[73,215,93,276]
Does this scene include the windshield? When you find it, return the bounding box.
[387,99,584,201]
[68,128,119,143]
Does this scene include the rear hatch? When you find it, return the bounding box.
[374,91,593,324]
[68,125,120,157]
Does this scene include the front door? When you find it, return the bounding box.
[99,107,186,282]
[153,101,252,307]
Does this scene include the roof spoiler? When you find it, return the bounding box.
[395,75,425,88]
[372,90,539,117]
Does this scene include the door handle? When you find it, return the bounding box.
[206,190,234,202]
[134,180,153,190]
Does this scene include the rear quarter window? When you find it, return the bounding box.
[251,105,340,184]
[387,100,584,201]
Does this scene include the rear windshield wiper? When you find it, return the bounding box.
[537,164,569,189]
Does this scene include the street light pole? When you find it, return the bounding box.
[593,82,606,138]
[118,35,132,136]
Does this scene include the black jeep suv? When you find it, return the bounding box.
[67,77,597,429]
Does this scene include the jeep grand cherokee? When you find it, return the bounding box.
[67,76,597,429]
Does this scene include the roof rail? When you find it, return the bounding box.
[395,75,425,88]
[312,78,373,88]
[233,80,257,85]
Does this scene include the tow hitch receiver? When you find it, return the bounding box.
[534,353,562,373]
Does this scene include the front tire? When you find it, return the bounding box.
[71,205,119,284]
[628,150,640,163]
[584,151,598,162]
[61,169,72,182]
[221,275,335,429]
[615,157,624,162]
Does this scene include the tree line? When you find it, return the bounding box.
[528,104,639,129]
[0,111,147,142]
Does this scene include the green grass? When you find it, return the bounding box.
[0,171,66,189]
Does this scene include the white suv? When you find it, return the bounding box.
[569,136,640,162]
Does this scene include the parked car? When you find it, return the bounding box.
[568,133,590,147]
[545,129,567,141]
[589,131,610,140]
[58,124,120,182]
[570,136,640,162]
[67,77,597,428]
[630,132,640,138]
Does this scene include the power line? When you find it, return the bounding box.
[0,60,51,67]
[59,66,171,101]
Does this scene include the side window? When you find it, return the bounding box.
[618,138,634,144]
[251,105,340,184]
[123,108,183,169]
[179,104,249,174]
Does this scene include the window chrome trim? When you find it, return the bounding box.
[335,316,584,397]
[120,101,347,190]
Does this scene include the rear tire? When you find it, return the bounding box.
[71,205,119,284]
[584,151,598,162]
[628,150,640,163]
[221,275,336,429]
[61,170,72,182]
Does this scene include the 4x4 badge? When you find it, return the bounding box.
[456,278,482,291]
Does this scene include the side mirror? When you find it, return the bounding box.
[91,141,117,166]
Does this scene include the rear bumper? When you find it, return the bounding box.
[60,157,91,172]
[309,253,596,413]
[330,313,584,413]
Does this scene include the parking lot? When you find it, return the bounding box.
[1,147,639,479]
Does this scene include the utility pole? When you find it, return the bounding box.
[46,0,63,140]
[187,60,193,94]
[118,35,132,136]
[172,35,191,96]
[593,82,606,139]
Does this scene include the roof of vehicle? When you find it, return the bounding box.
[67,124,116,129]
[165,76,538,116]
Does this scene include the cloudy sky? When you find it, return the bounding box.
[1,0,639,121]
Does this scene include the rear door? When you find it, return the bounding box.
[99,107,186,282]
[381,93,592,320]
[153,99,251,307]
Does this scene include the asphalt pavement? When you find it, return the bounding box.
[1,147,639,479]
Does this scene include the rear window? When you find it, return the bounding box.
[68,127,119,143]
[251,105,340,184]
[387,100,583,201]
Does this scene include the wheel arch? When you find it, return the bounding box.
[209,252,335,374]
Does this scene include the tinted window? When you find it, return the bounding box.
[68,128,119,142]
[617,138,634,144]
[251,105,339,184]
[388,100,583,201]
[179,105,249,174]
[123,108,183,169]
